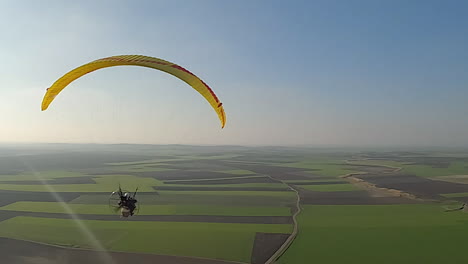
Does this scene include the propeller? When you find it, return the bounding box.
[118,183,123,197]
[133,187,139,198]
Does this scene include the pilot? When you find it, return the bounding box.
[121,192,137,216]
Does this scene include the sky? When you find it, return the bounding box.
[0,0,467,147]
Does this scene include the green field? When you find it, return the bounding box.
[283,178,344,183]
[216,169,256,175]
[0,171,86,181]
[0,174,161,192]
[105,159,180,166]
[1,202,292,216]
[154,190,295,197]
[441,192,468,198]
[300,183,361,192]
[2,146,468,263]
[163,175,266,183]
[349,159,468,178]
[435,175,468,184]
[282,161,358,177]
[347,159,406,168]
[401,162,468,177]
[279,204,468,264]
[71,191,297,207]
[160,183,288,189]
[0,216,292,263]
[108,164,174,173]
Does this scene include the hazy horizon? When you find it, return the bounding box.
[3,141,468,151]
[1,0,468,147]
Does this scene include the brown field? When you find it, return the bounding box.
[0,238,238,264]
[343,164,396,173]
[130,170,255,180]
[0,190,80,207]
[277,172,334,180]
[250,233,290,264]
[356,174,468,198]
[222,163,307,175]
[453,196,468,203]
[0,211,16,222]
[222,163,319,181]
[164,176,280,185]
[153,186,289,191]
[288,181,347,185]
[0,210,293,224]
[267,173,318,180]
[298,189,419,205]
[157,160,235,171]
[70,193,296,207]
[0,176,96,185]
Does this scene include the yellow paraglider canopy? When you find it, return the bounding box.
[42,55,226,128]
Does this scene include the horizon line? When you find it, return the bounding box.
[1,141,468,150]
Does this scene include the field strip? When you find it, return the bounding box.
[0,237,246,264]
[164,175,264,183]
[344,159,403,173]
[0,210,292,224]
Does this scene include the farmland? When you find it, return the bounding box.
[0,144,467,263]
[299,183,361,192]
[1,202,292,216]
[0,216,291,263]
[279,204,468,264]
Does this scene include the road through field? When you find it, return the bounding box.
[263,177,301,264]
[266,158,409,263]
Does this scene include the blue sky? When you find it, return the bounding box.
[0,0,467,146]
